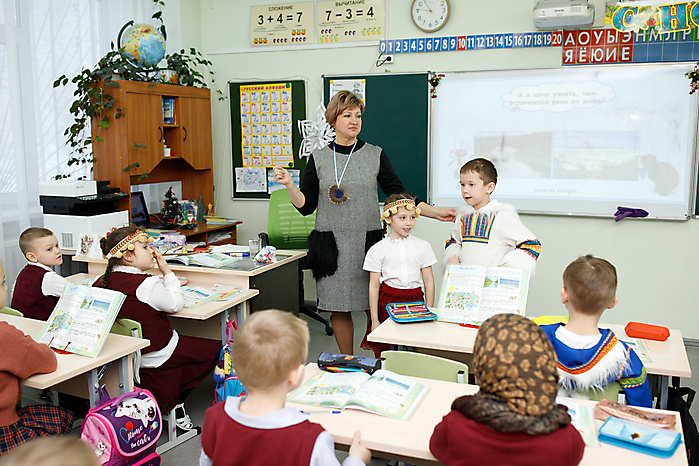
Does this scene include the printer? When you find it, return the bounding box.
[39,180,129,252]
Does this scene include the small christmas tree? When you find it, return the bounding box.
[161,187,182,223]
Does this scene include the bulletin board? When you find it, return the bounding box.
[322,72,430,202]
[229,79,307,199]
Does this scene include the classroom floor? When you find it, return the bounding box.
[59,312,699,465]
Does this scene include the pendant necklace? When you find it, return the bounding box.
[328,140,357,204]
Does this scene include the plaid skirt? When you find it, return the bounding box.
[0,404,75,455]
[361,283,424,358]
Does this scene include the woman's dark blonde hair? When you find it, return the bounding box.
[97,225,143,288]
[325,90,365,126]
[0,436,99,466]
[382,193,417,236]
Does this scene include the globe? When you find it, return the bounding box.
[120,23,165,68]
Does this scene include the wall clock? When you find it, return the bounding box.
[411,0,450,33]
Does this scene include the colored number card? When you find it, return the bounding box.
[386,302,437,323]
[317,0,384,44]
[240,82,293,167]
[251,2,314,46]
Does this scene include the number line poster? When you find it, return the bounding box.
[240,82,293,167]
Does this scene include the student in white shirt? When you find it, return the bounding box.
[361,194,437,357]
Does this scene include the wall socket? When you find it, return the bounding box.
[384,54,394,64]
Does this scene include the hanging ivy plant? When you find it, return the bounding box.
[52,0,223,180]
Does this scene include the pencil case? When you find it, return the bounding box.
[598,417,681,458]
[317,352,381,374]
[386,302,437,323]
[625,322,670,341]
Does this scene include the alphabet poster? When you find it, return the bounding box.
[240,82,293,167]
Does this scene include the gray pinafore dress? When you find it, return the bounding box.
[312,142,382,312]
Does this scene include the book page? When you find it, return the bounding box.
[36,284,124,358]
[437,265,527,325]
[557,398,599,447]
[181,286,220,308]
[211,284,245,301]
[345,369,428,420]
[190,253,241,268]
[286,372,370,409]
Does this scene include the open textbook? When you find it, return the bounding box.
[165,252,240,268]
[287,369,428,420]
[437,264,530,326]
[36,284,125,358]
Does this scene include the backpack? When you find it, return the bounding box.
[660,377,699,466]
[81,387,162,466]
[213,320,247,405]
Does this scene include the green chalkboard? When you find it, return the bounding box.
[229,79,307,199]
[322,73,429,202]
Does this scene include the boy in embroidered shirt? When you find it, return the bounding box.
[443,158,541,273]
[11,228,69,320]
[200,310,371,466]
[540,255,652,408]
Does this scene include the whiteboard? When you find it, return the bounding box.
[431,65,698,219]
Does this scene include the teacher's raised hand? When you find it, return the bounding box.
[272,164,292,186]
[417,203,457,222]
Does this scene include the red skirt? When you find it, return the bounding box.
[0,404,75,455]
[361,283,424,358]
[139,335,221,413]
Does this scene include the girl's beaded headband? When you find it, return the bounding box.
[104,232,153,259]
[381,199,421,221]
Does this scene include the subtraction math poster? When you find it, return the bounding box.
[240,82,294,167]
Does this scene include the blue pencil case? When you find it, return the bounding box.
[386,302,437,323]
[598,417,682,458]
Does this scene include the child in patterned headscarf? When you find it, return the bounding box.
[430,313,585,466]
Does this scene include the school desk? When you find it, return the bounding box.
[368,318,691,410]
[287,364,687,466]
[72,249,305,316]
[66,273,259,344]
[0,313,149,408]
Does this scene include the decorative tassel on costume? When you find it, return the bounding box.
[308,230,339,279]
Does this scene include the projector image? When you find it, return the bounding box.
[533,0,595,30]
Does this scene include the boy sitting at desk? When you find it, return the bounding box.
[540,255,652,408]
[11,228,68,320]
[199,310,371,466]
[443,158,541,273]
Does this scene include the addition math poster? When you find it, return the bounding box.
[251,2,314,46]
[240,82,293,167]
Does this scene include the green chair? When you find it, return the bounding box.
[382,350,468,383]
[266,190,333,335]
[0,307,24,317]
[110,318,143,383]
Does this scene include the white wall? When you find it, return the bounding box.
[185,0,699,337]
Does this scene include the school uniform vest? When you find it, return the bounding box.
[93,272,172,354]
[201,401,325,466]
[11,266,58,320]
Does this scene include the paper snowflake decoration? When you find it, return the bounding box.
[298,103,335,159]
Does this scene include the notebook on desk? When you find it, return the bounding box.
[131,191,177,230]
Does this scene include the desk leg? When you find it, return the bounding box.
[87,369,99,408]
[221,310,229,344]
[117,355,131,395]
[659,375,669,410]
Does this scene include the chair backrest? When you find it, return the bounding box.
[0,307,24,317]
[532,315,569,325]
[382,351,468,383]
[110,318,142,338]
[267,190,316,249]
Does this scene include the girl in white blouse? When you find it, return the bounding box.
[361,194,437,357]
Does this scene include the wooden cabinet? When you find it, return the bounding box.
[92,81,214,218]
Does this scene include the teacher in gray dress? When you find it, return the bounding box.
[273,91,455,355]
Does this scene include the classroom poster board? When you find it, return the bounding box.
[431,64,698,220]
[229,79,307,199]
[322,73,429,202]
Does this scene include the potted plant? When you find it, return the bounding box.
[52,0,223,180]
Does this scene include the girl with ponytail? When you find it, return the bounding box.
[95,226,221,426]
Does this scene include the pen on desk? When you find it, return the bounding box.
[227,253,250,257]
[300,410,342,414]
